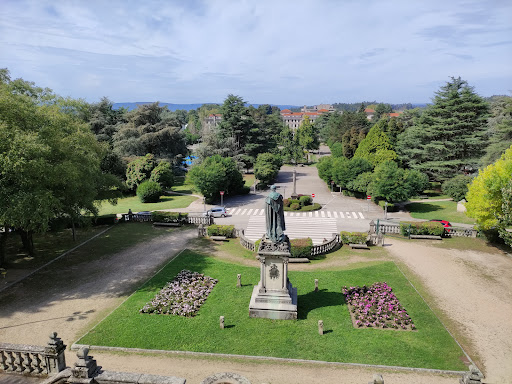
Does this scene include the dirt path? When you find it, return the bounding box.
[384,238,512,384]
[3,231,510,384]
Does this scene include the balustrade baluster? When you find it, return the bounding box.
[5,351,15,372]
[31,353,43,374]
[22,352,32,373]
[0,351,7,370]
[14,352,24,372]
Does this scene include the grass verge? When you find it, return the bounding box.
[97,195,197,215]
[171,176,198,195]
[406,201,475,225]
[78,251,466,371]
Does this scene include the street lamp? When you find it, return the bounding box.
[203,196,206,212]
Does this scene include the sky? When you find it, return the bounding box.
[1,0,511,105]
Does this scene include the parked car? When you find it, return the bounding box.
[429,219,452,231]
[203,207,227,218]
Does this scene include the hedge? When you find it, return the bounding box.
[151,211,188,223]
[399,221,444,236]
[284,203,322,212]
[299,195,312,206]
[290,238,313,258]
[93,214,118,226]
[290,203,300,210]
[207,224,235,238]
[340,231,368,245]
[136,180,162,203]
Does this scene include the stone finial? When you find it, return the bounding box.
[314,279,319,292]
[318,320,323,335]
[44,332,66,374]
[368,374,384,384]
[220,316,225,329]
[460,365,483,384]
[69,346,100,383]
[237,274,241,288]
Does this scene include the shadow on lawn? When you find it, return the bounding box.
[406,203,444,214]
[297,289,345,320]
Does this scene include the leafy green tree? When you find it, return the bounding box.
[397,77,489,181]
[296,115,319,152]
[342,127,366,159]
[353,119,397,166]
[317,156,333,183]
[481,96,512,166]
[113,102,187,162]
[330,142,344,157]
[254,152,282,186]
[126,154,157,190]
[0,75,119,256]
[498,180,512,246]
[187,155,245,203]
[125,154,174,190]
[442,175,473,201]
[279,125,304,164]
[347,172,374,193]
[372,103,393,122]
[466,145,512,236]
[368,161,428,202]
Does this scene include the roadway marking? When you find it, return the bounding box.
[247,209,253,216]
[333,211,338,218]
[352,211,358,219]
[358,212,365,219]
[241,209,247,215]
[315,211,319,217]
[346,212,351,218]
[339,212,344,219]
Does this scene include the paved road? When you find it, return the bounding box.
[214,165,385,234]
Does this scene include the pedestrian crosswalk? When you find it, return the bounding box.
[244,216,338,245]
[227,208,365,219]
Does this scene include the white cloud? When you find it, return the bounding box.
[0,0,511,104]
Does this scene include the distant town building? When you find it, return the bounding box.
[364,108,375,120]
[281,104,334,130]
[204,114,222,130]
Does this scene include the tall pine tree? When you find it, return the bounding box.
[397,77,489,181]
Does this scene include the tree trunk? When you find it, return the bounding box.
[71,218,76,242]
[0,232,6,268]
[19,230,35,257]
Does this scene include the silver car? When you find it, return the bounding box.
[204,207,227,217]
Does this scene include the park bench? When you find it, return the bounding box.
[410,235,442,240]
[210,236,228,241]
[153,222,181,227]
[348,243,370,250]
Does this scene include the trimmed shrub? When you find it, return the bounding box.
[340,231,368,245]
[151,211,188,223]
[207,224,235,238]
[378,200,398,212]
[289,199,300,206]
[300,203,322,211]
[290,203,300,210]
[149,161,174,189]
[399,221,444,236]
[136,180,162,203]
[442,175,472,201]
[283,198,290,207]
[299,195,312,206]
[290,238,313,258]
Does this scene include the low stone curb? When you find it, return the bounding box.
[70,343,466,377]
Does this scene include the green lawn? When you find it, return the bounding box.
[171,176,198,195]
[406,201,476,225]
[79,251,466,370]
[243,174,255,187]
[97,195,197,215]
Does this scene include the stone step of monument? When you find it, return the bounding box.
[227,208,365,219]
[244,216,338,245]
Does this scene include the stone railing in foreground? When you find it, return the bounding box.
[0,332,66,376]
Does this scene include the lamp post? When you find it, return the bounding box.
[203,196,206,212]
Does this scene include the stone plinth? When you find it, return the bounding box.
[249,238,297,320]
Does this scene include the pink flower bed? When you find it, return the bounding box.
[140,270,218,317]
[342,282,415,330]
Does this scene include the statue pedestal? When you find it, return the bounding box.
[249,238,297,320]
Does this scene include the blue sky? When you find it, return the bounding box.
[1,0,511,105]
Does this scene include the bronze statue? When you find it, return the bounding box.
[265,185,286,243]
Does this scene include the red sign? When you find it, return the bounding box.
[220,191,224,195]
[312,194,315,198]
[367,195,371,200]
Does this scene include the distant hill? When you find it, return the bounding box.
[113,102,300,111]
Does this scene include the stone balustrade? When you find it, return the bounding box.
[310,233,340,256]
[369,220,477,238]
[239,233,256,252]
[0,332,66,376]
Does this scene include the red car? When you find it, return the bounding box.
[429,219,452,231]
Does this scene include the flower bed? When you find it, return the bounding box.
[342,282,415,330]
[140,270,218,316]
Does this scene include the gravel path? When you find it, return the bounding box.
[384,238,512,384]
[2,230,511,384]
